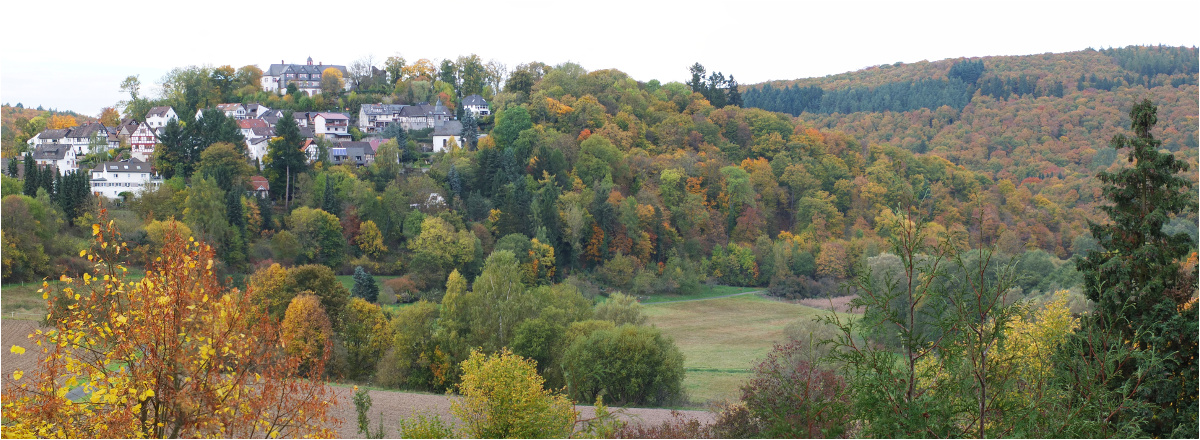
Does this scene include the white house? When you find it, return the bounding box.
[197,104,247,120]
[358,104,406,133]
[238,119,270,138]
[128,122,159,162]
[145,106,177,130]
[244,103,270,119]
[32,144,79,172]
[262,57,350,96]
[246,137,271,166]
[89,159,162,199]
[431,120,465,153]
[461,94,490,117]
[312,112,351,139]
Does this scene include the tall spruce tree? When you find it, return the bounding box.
[1077,98,1198,437]
[22,154,37,196]
[265,110,307,201]
[351,266,378,303]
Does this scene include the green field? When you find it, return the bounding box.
[639,284,762,304]
[644,293,848,405]
[334,274,400,293]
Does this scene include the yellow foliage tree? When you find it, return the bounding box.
[280,293,333,373]
[0,216,336,438]
[47,114,78,130]
[451,348,578,438]
[321,68,344,96]
[355,219,387,259]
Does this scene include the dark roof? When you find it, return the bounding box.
[39,129,70,140]
[250,126,275,137]
[267,63,348,77]
[66,123,107,139]
[361,104,406,115]
[462,94,488,106]
[33,145,72,161]
[146,106,174,118]
[432,121,465,136]
[299,127,315,138]
[92,158,151,173]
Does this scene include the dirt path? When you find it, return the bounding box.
[646,290,765,305]
[2,320,714,438]
[326,385,715,438]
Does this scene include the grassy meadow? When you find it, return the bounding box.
[644,293,852,405]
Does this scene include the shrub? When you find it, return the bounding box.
[384,275,421,303]
[612,411,715,439]
[562,324,685,406]
[451,348,577,439]
[740,341,850,438]
[396,411,455,439]
[593,292,647,326]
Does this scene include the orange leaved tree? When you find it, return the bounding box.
[1,214,337,438]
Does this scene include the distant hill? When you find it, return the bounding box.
[739,45,1198,248]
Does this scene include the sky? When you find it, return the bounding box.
[1,0,1197,117]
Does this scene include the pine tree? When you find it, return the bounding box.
[351,266,378,303]
[22,154,38,196]
[726,75,743,107]
[1077,98,1198,437]
[460,111,479,150]
[7,156,18,177]
[265,110,307,201]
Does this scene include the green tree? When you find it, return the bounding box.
[408,216,476,274]
[288,207,346,268]
[342,298,392,381]
[1077,98,1198,437]
[183,175,229,248]
[197,142,253,190]
[452,348,578,439]
[266,110,307,201]
[561,324,686,406]
[351,266,379,303]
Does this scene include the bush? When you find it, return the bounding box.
[384,275,421,303]
[739,341,851,438]
[452,348,577,439]
[396,411,455,439]
[562,324,685,406]
[613,411,715,439]
[593,292,647,326]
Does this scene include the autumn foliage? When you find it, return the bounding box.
[1,214,336,438]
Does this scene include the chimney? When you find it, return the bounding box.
[281,59,284,64]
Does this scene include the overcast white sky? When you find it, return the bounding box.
[1,0,1196,117]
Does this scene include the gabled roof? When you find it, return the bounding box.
[250,126,275,137]
[315,112,349,120]
[39,129,70,140]
[238,119,269,129]
[92,158,151,173]
[66,123,107,139]
[217,103,245,112]
[462,94,488,106]
[250,176,269,191]
[432,121,465,136]
[361,104,407,115]
[146,106,175,118]
[33,145,73,161]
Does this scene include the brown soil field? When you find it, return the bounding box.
[2,319,714,438]
[796,294,858,313]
